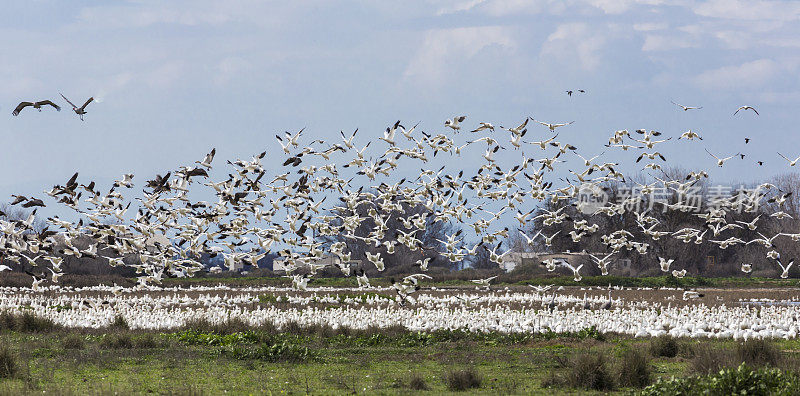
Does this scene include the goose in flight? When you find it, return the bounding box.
[529,284,554,293]
[114,174,134,188]
[518,230,541,246]
[471,122,495,133]
[531,118,574,132]
[471,276,497,289]
[589,253,614,275]
[679,130,703,140]
[670,100,702,111]
[196,148,216,169]
[340,129,358,149]
[60,93,94,121]
[705,149,740,167]
[12,100,60,116]
[564,262,584,282]
[658,257,674,272]
[444,116,466,131]
[734,105,759,116]
[777,152,800,167]
[773,259,794,279]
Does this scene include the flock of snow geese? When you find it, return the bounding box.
[3,98,800,338]
[3,284,800,339]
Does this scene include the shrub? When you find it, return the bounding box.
[0,311,16,330]
[407,373,429,390]
[281,321,303,335]
[0,344,17,378]
[736,339,781,367]
[444,367,482,391]
[134,334,160,349]
[567,352,615,391]
[617,348,652,388]
[108,315,129,330]
[62,334,86,349]
[690,344,733,375]
[16,312,58,332]
[101,334,133,349]
[649,335,679,358]
[0,311,60,333]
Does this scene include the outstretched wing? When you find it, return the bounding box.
[60,93,77,109]
[12,102,33,116]
[79,97,94,111]
[36,100,61,111]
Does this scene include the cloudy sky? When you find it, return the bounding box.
[1,0,799,200]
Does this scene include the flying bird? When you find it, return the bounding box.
[60,93,94,121]
[705,149,741,167]
[12,100,60,116]
[670,100,702,111]
[734,106,759,116]
[777,152,800,167]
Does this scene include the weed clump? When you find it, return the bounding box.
[567,352,615,391]
[393,373,429,390]
[649,335,679,358]
[407,373,429,390]
[737,339,781,367]
[108,315,129,330]
[0,311,60,332]
[617,348,652,388]
[134,333,160,349]
[62,334,85,349]
[444,367,482,391]
[691,344,733,374]
[101,333,133,349]
[0,344,17,378]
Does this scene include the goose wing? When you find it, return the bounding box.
[12,102,33,116]
[60,93,77,109]
[79,97,94,111]
[36,100,61,111]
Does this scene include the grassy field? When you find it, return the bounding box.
[1,314,800,395]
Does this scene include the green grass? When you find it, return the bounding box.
[1,320,799,394]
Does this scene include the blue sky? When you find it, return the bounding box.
[1,0,799,202]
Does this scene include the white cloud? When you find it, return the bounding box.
[694,59,783,90]
[713,30,752,50]
[633,22,668,31]
[403,26,516,85]
[641,34,698,51]
[540,23,607,71]
[213,57,253,85]
[93,72,134,103]
[434,0,488,15]
[586,0,634,14]
[76,2,234,29]
[481,0,563,16]
[694,0,800,21]
[144,61,186,87]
